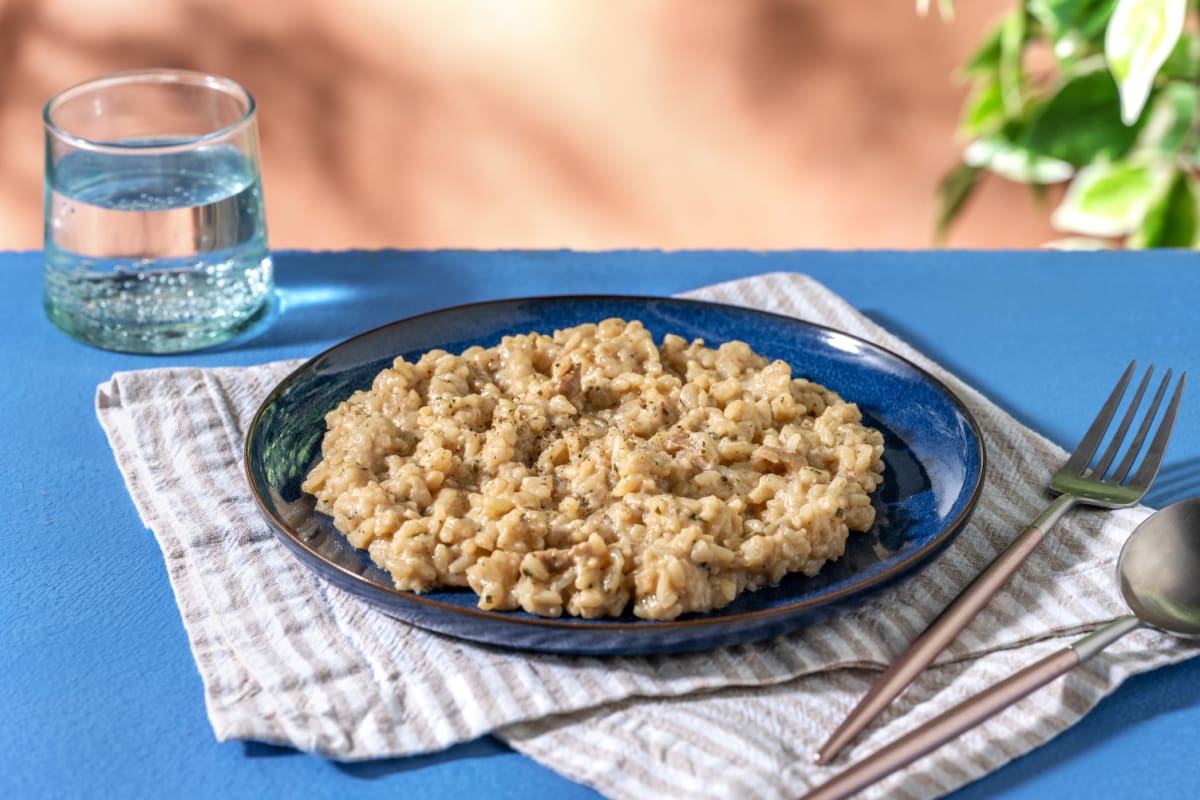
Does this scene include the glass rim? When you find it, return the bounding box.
[43,68,258,155]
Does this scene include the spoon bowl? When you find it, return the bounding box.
[1119,497,1200,637]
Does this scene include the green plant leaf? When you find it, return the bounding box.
[1051,160,1167,235]
[1039,0,1122,56]
[1129,170,1198,247]
[960,78,1008,138]
[1106,0,1187,124]
[1159,26,1200,79]
[1134,80,1198,156]
[1078,0,1123,41]
[1028,0,1087,38]
[934,163,983,243]
[964,135,1075,184]
[1022,68,1141,165]
[999,7,1029,115]
[963,22,1004,77]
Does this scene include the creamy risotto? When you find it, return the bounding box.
[301,318,886,621]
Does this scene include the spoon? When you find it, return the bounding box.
[802,496,1200,800]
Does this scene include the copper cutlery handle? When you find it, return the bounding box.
[803,615,1143,800]
[802,646,1080,800]
[815,494,1076,765]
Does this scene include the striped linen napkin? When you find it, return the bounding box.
[96,272,1198,799]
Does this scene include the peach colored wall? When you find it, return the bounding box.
[2,0,1055,250]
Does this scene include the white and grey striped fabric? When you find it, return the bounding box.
[96,272,1198,799]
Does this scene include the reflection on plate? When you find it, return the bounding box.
[245,296,985,655]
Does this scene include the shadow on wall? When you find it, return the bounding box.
[0,0,1056,251]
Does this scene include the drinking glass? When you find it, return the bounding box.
[43,69,273,353]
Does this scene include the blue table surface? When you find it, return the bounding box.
[3,248,1199,799]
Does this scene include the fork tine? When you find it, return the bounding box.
[1089,365,1154,479]
[1061,360,1137,476]
[1128,371,1187,490]
[1109,368,1171,483]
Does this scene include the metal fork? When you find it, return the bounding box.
[814,360,1186,765]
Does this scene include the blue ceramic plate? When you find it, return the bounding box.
[245,296,985,655]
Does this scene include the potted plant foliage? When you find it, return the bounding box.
[935,0,1199,248]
